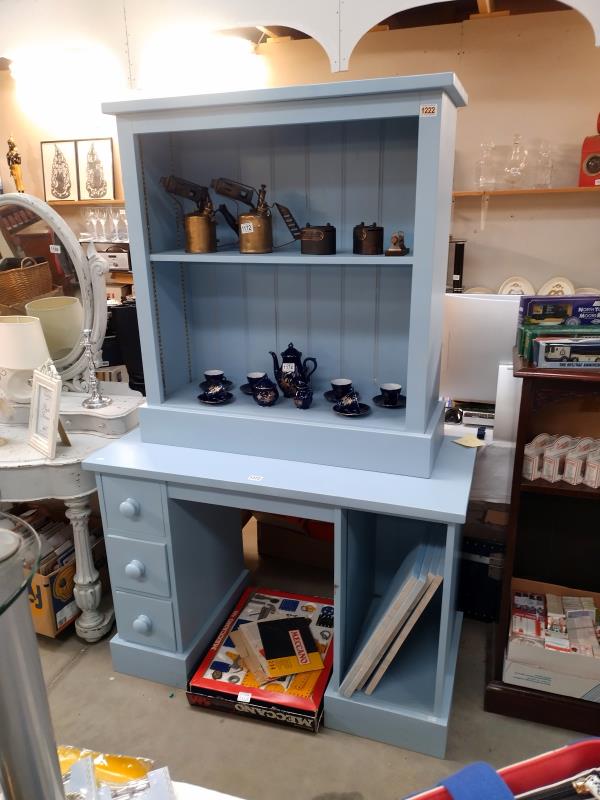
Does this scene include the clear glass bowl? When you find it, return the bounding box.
[0,510,41,615]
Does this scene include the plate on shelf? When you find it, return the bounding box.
[373,394,406,409]
[197,392,235,405]
[498,276,536,296]
[198,379,234,391]
[463,287,494,294]
[537,276,575,296]
[575,287,600,295]
[333,402,370,417]
[324,389,360,403]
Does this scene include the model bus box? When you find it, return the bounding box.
[518,295,600,327]
[533,337,600,368]
[187,586,333,733]
[517,326,600,364]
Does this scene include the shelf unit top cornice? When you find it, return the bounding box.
[102,72,467,116]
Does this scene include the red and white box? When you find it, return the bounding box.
[541,436,580,483]
[563,438,597,485]
[583,447,600,489]
[522,434,556,481]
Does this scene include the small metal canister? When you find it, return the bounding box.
[300,223,336,255]
[353,222,384,255]
[185,211,217,253]
[239,210,273,254]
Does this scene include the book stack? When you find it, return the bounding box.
[339,540,444,697]
[231,615,324,685]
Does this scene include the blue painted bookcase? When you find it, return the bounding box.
[84,74,475,757]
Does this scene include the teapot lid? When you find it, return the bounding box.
[282,341,302,359]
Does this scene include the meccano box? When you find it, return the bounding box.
[518,295,600,327]
[187,586,334,732]
[503,578,600,703]
[27,538,108,637]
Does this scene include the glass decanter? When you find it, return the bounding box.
[534,140,553,188]
[504,134,528,186]
[475,140,496,190]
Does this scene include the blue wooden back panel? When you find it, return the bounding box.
[152,263,191,395]
[185,262,411,397]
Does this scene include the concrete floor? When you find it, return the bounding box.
[39,531,579,800]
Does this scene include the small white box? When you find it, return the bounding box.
[563,438,597,485]
[541,436,580,483]
[583,448,600,489]
[522,433,557,481]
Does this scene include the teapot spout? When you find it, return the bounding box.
[269,351,280,376]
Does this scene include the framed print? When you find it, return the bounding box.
[76,138,114,200]
[28,367,62,458]
[41,140,78,201]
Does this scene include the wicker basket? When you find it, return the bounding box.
[0,257,53,307]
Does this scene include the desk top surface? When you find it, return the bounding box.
[83,432,476,523]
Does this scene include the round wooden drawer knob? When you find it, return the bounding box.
[132,614,152,635]
[119,498,140,519]
[125,559,145,580]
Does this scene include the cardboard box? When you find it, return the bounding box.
[503,578,600,702]
[187,586,334,732]
[255,513,333,570]
[27,538,108,637]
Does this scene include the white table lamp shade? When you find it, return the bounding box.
[25,297,84,359]
[0,316,51,403]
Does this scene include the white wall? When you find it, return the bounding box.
[259,10,600,291]
[2,9,600,289]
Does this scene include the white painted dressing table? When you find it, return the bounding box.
[0,393,141,642]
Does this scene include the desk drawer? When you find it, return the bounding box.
[114,591,176,651]
[102,476,165,539]
[106,535,170,598]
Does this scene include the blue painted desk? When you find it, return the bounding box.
[84,432,474,757]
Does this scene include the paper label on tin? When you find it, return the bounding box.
[240,222,254,234]
[420,103,438,117]
[49,244,61,253]
[595,178,600,186]
[237,691,252,703]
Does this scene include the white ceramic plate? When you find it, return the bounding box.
[575,287,600,295]
[464,286,494,294]
[537,276,576,296]
[498,276,536,296]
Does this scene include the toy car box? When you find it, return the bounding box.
[533,336,600,368]
[187,586,334,732]
[518,295,600,327]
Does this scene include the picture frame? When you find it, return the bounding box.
[40,140,78,202]
[28,366,62,458]
[76,138,115,201]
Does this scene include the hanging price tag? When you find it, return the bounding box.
[49,244,62,254]
[240,222,254,234]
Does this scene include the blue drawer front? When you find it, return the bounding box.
[102,475,166,539]
[106,535,171,598]
[114,590,176,651]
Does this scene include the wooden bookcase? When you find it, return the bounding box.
[484,351,600,733]
[84,74,476,758]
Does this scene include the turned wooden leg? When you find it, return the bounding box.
[65,496,114,642]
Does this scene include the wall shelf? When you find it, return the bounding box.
[149,250,413,266]
[520,478,600,501]
[453,186,600,199]
[48,199,125,207]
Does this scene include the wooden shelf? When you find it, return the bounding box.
[453,186,600,198]
[521,477,600,500]
[150,249,413,266]
[513,349,600,382]
[48,199,124,207]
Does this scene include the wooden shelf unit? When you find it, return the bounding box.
[484,355,600,734]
